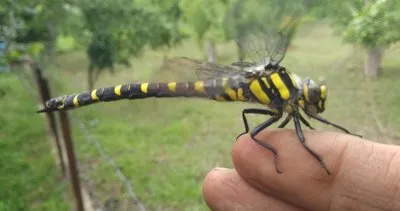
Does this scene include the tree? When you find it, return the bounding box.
[1,0,75,65]
[179,0,230,63]
[318,0,400,77]
[343,0,400,77]
[70,0,187,89]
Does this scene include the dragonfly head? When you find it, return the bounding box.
[37,96,67,113]
[300,77,327,114]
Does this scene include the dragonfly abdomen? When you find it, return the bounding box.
[38,78,250,112]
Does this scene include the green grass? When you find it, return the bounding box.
[0,73,69,211]
[51,22,400,210]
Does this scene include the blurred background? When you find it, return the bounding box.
[1,0,400,210]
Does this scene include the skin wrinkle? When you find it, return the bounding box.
[328,133,351,211]
[382,149,400,210]
[203,168,305,211]
[334,140,376,210]
[331,193,383,211]
[392,150,400,208]
[365,144,396,208]
[331,140,400,211]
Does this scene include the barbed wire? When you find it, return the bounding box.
[77,119,146,211]
[78,161,104,211]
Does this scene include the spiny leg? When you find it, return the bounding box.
[250,115,283,174]
[293,114,331,175]
[303,109,362,137]
[278,114,291,128]
[299,113,315,130]
[277,113,314,130]
[236,108,278,140]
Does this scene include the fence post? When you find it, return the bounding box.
[29,58,84,211]
[30,60,66,176]
[59,110,85,211]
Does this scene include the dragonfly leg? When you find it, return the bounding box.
[236,108,278,140]
[278,114,291,128]
[298,113,315,130]
[249,115,283,174]
[293,114,331,175]
[303,109,362,137]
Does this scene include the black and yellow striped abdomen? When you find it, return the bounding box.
[39,77,251,112]
[39,68,300,113]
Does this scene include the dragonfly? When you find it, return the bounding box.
[38,0,360,175]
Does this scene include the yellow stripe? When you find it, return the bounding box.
[298,99,305,108]
[91,89,98,100]
[168,82,176,92]
[270,73,290,100]
[141,83,148,93]
[225,88,237,101]
[237,88,246,101]
[222,78,239,101]
[249,80,270,104]
[194,81,205,94]
[261,78,271,89]
[114,85,122,96]
[73,95,79,107]
[303,84,310,102]
[287,72,296,86]
[215,96,226,101]
[320,85,327,99]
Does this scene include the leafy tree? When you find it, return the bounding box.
[179,0,230,63]
[68,0,187,89]
[1,0,73,64]
[317,0,400,77]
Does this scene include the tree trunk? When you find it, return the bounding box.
[88,64,95,90]
[237,40,245,65]
[364,47,383,77]
[207,40,216,63]
[163,47,169,64]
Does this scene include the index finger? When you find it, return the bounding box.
[232,129,400,211]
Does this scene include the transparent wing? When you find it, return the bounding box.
[224,0,311,67]
[270,14,302,65]
[151,57,246,82]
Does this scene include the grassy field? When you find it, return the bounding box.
[0,73,69,211]
[48,22,400,210]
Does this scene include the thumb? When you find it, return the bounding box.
[232,129,400,211]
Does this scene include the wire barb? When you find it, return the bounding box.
[78,120,146,211]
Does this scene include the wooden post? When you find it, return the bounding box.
[30,58,85,211]
[31,61,66,176]
[59,110,85,211]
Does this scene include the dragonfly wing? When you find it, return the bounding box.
[224,0,311,67]
[270,12,303,65]
[153,56,245,82]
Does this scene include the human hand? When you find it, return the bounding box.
[203,129,400,211]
